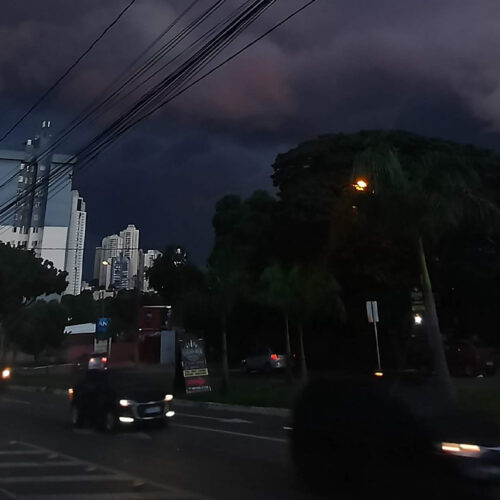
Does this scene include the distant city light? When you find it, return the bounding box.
[414,314,423,325]
[374,371,384,377]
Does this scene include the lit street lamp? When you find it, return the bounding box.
[414,313,423,325]
[353,179,368,191]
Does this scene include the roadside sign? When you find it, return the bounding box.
[366,300,382,372]
[179,335,211,394]
[366,301,379,323]
[96,317,111,340]
[410,287,425,312]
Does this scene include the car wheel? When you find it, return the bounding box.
[70,404,84,428]
[104,410,117,433]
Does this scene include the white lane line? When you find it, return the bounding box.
[171,423,287,443]
[0,450,49,456]
[0,486,17,498]
[0,474,124,483]
[1,398,32,405]
[22,493,181,500]
[0,461,80,468]
[177,412,253,424]
[17,441,214,500]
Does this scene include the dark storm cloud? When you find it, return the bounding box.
[1,0,500,271]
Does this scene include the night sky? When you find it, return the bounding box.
[1,0,499,278]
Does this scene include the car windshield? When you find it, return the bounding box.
[1,2,500,499]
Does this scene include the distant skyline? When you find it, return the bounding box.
[1,0,500,277]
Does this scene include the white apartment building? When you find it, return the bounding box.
[63,191,86,295]
[94,234,124,288]
[119,224,140,288]
[0,121,87,295]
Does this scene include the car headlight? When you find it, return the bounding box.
[164,394,174,402]
[440,442,484,458]
[2,368,11,380]
[119,399,134,407]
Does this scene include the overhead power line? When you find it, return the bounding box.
[0,0,139,143]
[0,0,317,227]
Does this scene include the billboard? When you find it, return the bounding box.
[179,335,211,394]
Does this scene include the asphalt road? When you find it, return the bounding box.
[0,389,321,500]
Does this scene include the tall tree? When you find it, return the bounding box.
[5,300,68,362]
[289,264,345,380]
[147,246,204,307]
[350,149,500,397]
[208,244,247,393]
[260,264,295,382]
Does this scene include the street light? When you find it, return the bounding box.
[414,313,423,325]
[102,261,109,266]
[353,179,368,191]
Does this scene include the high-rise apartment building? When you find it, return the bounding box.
[94,225,140,290]
[0,121,86,295]
[119,224,140,288]
[94,234,124,288]
[64,191,86,295]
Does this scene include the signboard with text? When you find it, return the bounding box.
[96,317,111,340]
[180,335,211,394]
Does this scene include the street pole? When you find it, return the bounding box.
[373,320,381,372]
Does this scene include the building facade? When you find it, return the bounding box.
[64,191,86,295]
[119,224,140,288]
[0,121,86,295]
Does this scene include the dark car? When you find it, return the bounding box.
[69,369,174,432]
[241,346,287,373]
[291,375,500,500]
[447,338,497,377]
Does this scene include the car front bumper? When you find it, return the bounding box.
[118,401,175,424]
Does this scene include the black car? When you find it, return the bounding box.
[69,369,175,432]
[291,375,500,500]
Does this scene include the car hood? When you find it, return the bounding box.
[116,389,166,403]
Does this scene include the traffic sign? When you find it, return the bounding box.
[366,301,379,323]
[96,317,111,340]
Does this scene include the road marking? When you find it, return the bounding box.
[0,450,49,456]
[177,413,253,424]
[0,474,124,483]
[171,423,287,443]
[1,398,32,405]
[21,493,186,500]
[0,462,79,468]
[16,441,215,499]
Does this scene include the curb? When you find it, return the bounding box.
[174,399,291,417]
[10,384,68,396]
[9,385,291,417]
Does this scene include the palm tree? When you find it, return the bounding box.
[260,264,295,382]
[351,149,500,398]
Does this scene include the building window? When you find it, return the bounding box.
[33,227,38,234]
[33,215,38,221]
[18,176,23,183]
[39,165,46,171]
[12,227,16,233]
[32,241,37,247]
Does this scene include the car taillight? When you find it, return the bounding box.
[68,388,74,400]
[101,357,108,363]
[270,354,278,361]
